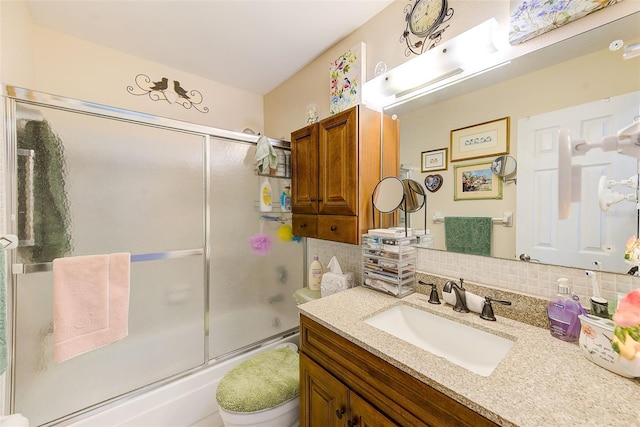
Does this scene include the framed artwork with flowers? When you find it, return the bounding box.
[329,42,366,114]
[509,0,623,45]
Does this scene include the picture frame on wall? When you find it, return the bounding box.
[329,42,366,114]
[450,117,510,162]
[421,148,448,172]
[453,161,503,201]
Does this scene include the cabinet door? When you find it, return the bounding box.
[300,353,349,427]
[291,124,319,214]
[318,107,358,216]
[350,392,398,427]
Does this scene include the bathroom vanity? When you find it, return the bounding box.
[300,314,498,426]
[298,287,640,426]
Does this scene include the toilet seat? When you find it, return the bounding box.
[216,347,299,425]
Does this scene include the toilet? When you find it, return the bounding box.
[216,344,300,427]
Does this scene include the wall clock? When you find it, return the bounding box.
[401,0,454,56]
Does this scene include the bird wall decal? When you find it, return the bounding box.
[126,73,208,113]
[173,80,191,99]
[150,77,168,91]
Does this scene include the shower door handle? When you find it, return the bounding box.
[17,149,35,247]
[0,235,19,249]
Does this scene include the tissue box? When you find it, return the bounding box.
[578,314,640,378]
[321,271,355,297]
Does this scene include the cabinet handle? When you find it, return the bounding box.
[336,408,345,419]
[330,226,337,231]
[310,197,316,201]
[318,198,323,202]
[348,419,358,427]
[300,223,307,228]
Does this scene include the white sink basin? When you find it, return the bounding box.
[364,304,515,376]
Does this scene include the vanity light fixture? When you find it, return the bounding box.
[363,18,506,109]
[623,42,640,60]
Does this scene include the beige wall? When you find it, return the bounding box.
[1,1,264,133]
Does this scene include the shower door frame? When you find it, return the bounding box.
[1,85,297,423]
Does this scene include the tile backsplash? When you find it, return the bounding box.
[307,238,640,312]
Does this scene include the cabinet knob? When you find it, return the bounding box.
[348,419,358,427]
[310,197,316,202]
[330,226,337,231]
[300,223,307,228]
[336,408,345,419]
[317,198,323,202]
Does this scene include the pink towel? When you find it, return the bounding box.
[53,253,130,362]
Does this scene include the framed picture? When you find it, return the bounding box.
[421,148,448,172]
[329,42,366,114]
[450,117,510,162]
[509,0,622,45]
[454,161,502,201]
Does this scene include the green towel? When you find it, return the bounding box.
[444,217,492,256]
[17,120,72,263]
[0,249,6,374]
[216,347,299,413]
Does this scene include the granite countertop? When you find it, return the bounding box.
[298,286,640,427]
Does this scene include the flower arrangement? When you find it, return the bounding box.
[611,289,640,360]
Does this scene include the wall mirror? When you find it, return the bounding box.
[387,12,640,274]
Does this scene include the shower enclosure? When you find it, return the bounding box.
[1,86,302,426]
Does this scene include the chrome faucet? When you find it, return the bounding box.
[443,278,469,313]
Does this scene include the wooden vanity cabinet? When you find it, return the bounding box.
[290,105,398,244]
[299,314,500,427]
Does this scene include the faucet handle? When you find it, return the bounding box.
[419,281,441,305]
[480,296,512,321]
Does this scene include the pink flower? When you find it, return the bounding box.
[613,289,640,327]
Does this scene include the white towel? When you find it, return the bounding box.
[53,253,130,362]
[255,135,278,174]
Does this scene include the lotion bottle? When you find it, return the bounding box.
[308,255,323,291]
[547,278,581,342]
[259,177,273,212]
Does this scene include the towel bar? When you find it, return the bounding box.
[11,248,204,275]
[433,212,513,227]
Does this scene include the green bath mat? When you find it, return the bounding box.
[216,347,299,413]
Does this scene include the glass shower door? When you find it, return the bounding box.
[11,102,207,426]
[209,138,302,358]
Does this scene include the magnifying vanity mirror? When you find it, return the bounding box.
[491,155,517,183]
[384,12,640,274]
[372,177,428,234]
[372,177,404,213]
[400,179,426,213]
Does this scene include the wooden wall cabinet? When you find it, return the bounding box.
[299,314,499,427]
[290,105,398,245]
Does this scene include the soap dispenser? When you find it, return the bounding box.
[547,278,581,342]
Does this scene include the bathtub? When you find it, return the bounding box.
[65,332,300,427]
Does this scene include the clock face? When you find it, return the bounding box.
[409,0,445,36]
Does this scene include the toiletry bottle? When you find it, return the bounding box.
[547,278,581,342]
[260,177,273,212]
[308,255,323,291]
[280,182,291,212]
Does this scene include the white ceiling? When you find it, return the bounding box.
[26,0,395,95]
